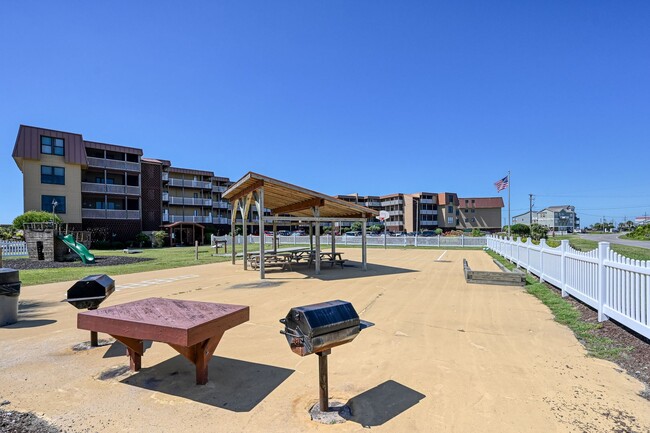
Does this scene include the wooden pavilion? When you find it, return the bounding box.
[222,172,379,279]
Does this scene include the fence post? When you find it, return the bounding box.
[461,235,464,247]
[539,238,546,283]
[560,240,568,296]
[437,235,440,247]
[597,242,610,322]
[414,235,418,247]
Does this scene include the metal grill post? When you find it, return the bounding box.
[318,349,331,411]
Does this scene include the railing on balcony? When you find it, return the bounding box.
[420,198,434,204]
[168,215,213,223]
[81,182,140,195]
[162,172,169,181]
[213,217,230,225]
[167,179,212,189]
[162,213,169,222]
[212,185,227,193]
[212,201,230,209]
[364,201,381,207]
[82,209,141,219]
[162,192,169,201]
[382,199,403,206]
[419,209,437,215]
[388,210,404,216]
[169,197,212,206]
[420,220,438,226]
[86,157,140,172]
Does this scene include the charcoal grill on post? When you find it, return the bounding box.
[66,274,115,346]
[280,300,365,413]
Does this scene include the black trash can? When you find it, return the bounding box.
[0,268,21,326]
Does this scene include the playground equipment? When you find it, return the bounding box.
[23,223,95,264]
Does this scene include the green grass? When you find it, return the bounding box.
[543,236,650,261]
[486,249,631,360]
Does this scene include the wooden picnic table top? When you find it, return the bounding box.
[78,297,249,347]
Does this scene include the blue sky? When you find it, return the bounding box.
[1,1,649,227]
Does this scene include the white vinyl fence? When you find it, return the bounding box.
[0,241,28,257]
[487,235,650,340]
[219,235,488,248]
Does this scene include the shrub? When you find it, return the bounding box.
[625,225,650,240]
[152,230,168,247]
[471,228,483,237]
[134,232,151,247]
[13,211,62,230]
[510,224,531,237]
[435,228,443,235]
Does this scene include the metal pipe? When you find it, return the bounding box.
[318,351,329,412]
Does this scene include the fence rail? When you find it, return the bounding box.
[0,241,28,257]
[487,235,650,340]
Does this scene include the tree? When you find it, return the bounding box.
[368,224,382,233]
[152,230,168,247]
[435,228,443,235]
[13,211,62,230]
[350,222,363,232]
[510,224,531,237]
[530,224,548,241]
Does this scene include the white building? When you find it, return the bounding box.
[512,205,579,232]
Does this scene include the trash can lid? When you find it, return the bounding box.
[0,268,20,285]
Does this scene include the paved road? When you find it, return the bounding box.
[576,233,650,249]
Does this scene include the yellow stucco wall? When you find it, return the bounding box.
[22,155,82,223]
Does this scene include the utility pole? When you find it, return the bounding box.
[529,194,533,228]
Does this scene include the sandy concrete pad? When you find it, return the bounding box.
[0,248,648,432]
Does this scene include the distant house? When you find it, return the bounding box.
[635,216,650,226]
[512,205,580,232]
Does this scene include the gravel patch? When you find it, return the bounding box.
[5,256,152,270]
[0,406,61,433]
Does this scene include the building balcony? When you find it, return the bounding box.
[365,201,381,207]
[388,210,404,216]
[81,182,140,195]
[419,209,437,215]
[168,178,212,189]
[420,198,434,204]
[162,192,169,201]
[162,172,169,181]
[382,199,403,206]
[86,157,140,172]
[168,215,213,224]
[212,185,227,193]
[385,221,402,227]
[213,201,230,209]
[213,217,230,225]
[420,220,438,226]
[169,196,212,206]
[82,209,141,220]
[162,213,169,222]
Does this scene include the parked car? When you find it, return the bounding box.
[277,230,291,236]
[344,231,362,237]
[421,230,436,237]
[393,231,406,237]
[291,230,306,236]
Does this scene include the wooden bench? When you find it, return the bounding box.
[77,297,249,385]
[248,253,292,271]
[463,259,525,286]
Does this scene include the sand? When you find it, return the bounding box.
[0,248,648,432]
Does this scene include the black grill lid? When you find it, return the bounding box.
[67,274,115,309]
[283,300,360,338]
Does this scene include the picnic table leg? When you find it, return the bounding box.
[170,331,224,385]
[111,335,145,371]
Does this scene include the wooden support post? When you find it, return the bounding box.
[231,199,237,265]
[361,218,367,270]
[273,221,278,253]
[90,331,98,347]
[331,221,336,255]
[255,188,265,279]
[314,208,321,275]
[195,240,199,260]
[111,336,144,372]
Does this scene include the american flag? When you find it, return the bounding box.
[494,175,509,192]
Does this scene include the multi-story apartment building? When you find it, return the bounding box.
[512,205,580,232]
[12,124,503,240]
[12,125,233,242]
[336,191,502,233]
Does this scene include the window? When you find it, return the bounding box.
[41,195,66,214]
[41,166,65,185]
[447,216,453,225]
[41,136,64,156]
[471,209,475,213]
[448,205,453,213]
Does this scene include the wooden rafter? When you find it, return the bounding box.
[229,179,264,202]
[272,198,324,215]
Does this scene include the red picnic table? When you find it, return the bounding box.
[77,297,250,385]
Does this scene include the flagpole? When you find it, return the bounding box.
[508,170,511,238]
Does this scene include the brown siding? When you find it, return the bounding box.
[84,140,143,155]
[13,125,86,166]
[169,166,214,177]
[141,162,163,231]
[82,219,142,243]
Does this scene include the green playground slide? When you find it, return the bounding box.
[58,234,96,264]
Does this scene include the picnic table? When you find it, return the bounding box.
[308,251,347,268]
[247,251,293,271]
[211,240,228,254]
[77,297,249,385]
